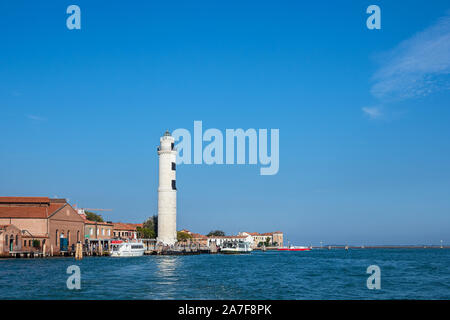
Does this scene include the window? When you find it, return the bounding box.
[108,230,111,236]
[171,142,174,150]
[90,228,93,235]
[172,179,176,190]
[102,229,105,235]
[24,240,27,247]
[172,162,176,171]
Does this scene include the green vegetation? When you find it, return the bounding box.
[32,240,40,248]
[177,231,192,242]
[137,215,158,239]
[85,211,104,222]
[207,230,225,236]
[258,237,273,247]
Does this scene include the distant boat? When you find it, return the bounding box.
[221,241,253,254]
[277,245,311,252]
[110,240,145,257]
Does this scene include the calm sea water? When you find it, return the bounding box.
[0,249,449,299]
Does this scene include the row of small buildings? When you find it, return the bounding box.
[0,197,141,257]
[180,230,284,249]
[0,196,284,257]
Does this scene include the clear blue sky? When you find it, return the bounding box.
[1,1,449,245]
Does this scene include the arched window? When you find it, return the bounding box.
[67,231,70,246]
[15,235,18,247]
[77,230,80,242]
[56,230,59,246]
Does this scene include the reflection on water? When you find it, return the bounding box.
[155,256,179,277]
[0,250,449,299]
[154,256,180,299]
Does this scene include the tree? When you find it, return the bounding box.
[265,237,271,246]
[136,226,156,239]
[85,211,103,222]
[177,231,192,242]
[143,215,158,234]
[137,215,158,239]
[207,230,225,237]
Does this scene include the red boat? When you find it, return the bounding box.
[277,246,311,251]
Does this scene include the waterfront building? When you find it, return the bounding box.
[179,229,208,246]
[113,222,141,240]
[0,197,85,255]
[84,219,114,250]
[157,130,177,245]
[239,231,284,248]
[0,224,22,256]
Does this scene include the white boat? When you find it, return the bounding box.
[220,241,253,254]
[110,240,145,257]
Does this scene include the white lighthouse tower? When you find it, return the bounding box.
[157,130,177,245]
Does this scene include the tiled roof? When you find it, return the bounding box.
[190,232,207,239]
[208,235,247,239]
[242,231,283,236]
[85,220,113,226]
[0,203,65,219]
[0,197,50,204]
[113,223,139,231]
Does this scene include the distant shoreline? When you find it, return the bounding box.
[254,245,449,250]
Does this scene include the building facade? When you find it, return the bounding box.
[0,197,85,255]
[239,231,284,248]
[84,220,114,251]
[179,229,209,246]
[113,223,141,240]
[0,224,22,256]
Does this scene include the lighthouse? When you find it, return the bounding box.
[157,130,177,245]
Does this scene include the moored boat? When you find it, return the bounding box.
[220,241,253,254]
[110,240,145,257]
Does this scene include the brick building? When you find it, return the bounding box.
[0,224,22,256]
[179,229,208,246]
[0,197,85,255]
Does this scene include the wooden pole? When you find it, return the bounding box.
[75,242,83,260]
